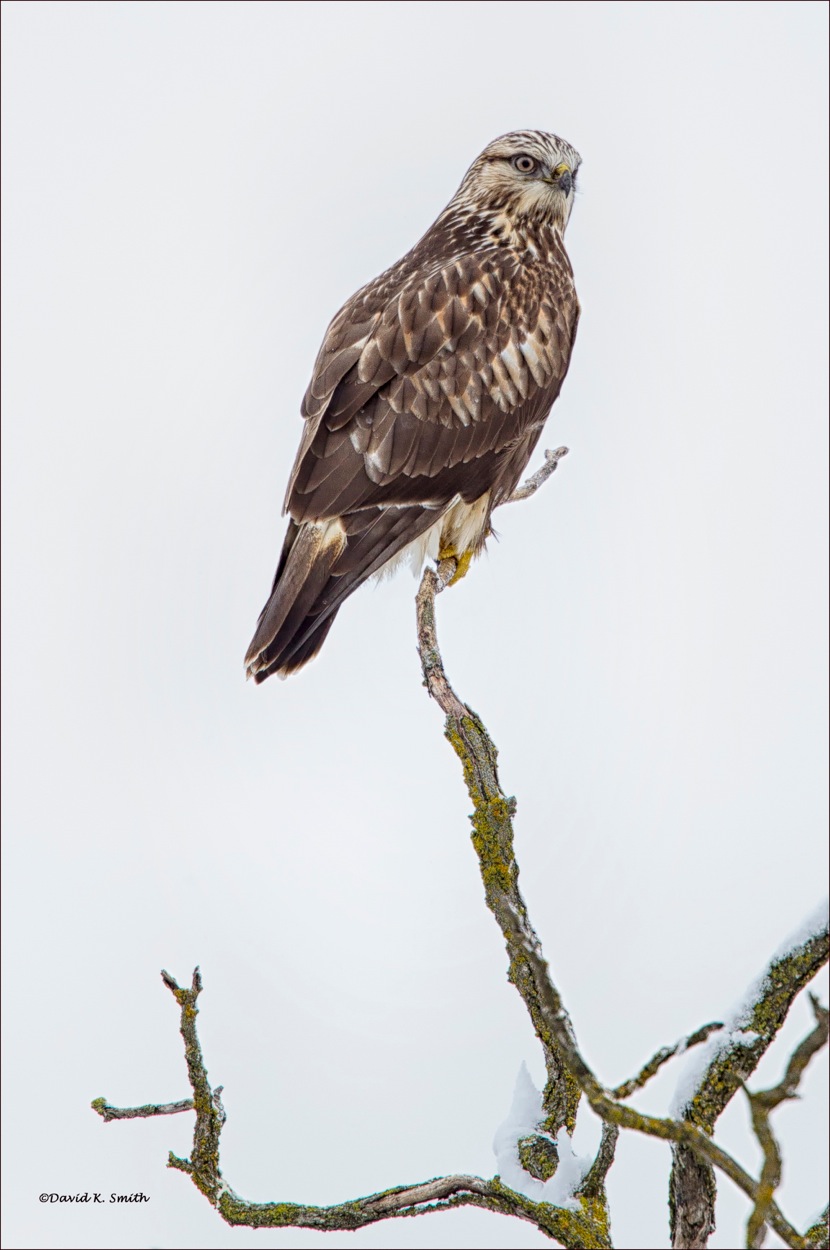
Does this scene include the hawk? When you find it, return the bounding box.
[245,130,581,681]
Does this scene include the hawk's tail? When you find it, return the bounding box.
[244,519,346,682]
[244,506,441,682]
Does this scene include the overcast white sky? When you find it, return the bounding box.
[2,3,828,1248]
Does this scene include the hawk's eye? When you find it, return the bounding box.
[513,154,536,174]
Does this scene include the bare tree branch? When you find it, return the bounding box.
[805,1205,829,1249]
[670,1144,718,1250]
[745,997,829,1249]
[216,1174,615,1247]
[680,931,830,1131]
[91,1097,194,1121]
[92,965,615,1247]
[506,446,570,503]
[416,559,582,1145]
[578,1123,620,1200]
[157,967,226,1203]
[746,1093,783,1250]
[670,921,830,1249]
[91,448,826,1249]
[494,890,815,1249]
[612,1023,724,1101]
[756,995,828,1109]
[414,563,828,1250]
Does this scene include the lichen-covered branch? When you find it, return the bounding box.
[611,1023,723,1100]
[746,1091,784,1250]
[805,1205,829,1249]
[414,560,828,1250]
[217,1175,614,1247]
[91,1096,194,1121]
[578,1123,620,1200]
[92,451,826,1249]
[744,996,829,1250]
[155,968,226,1204]
[670,918,830,1249]
[91,965,615,1247]
[494,890,815,1248]
[416,558,582,1147]
[676,925,829,1136]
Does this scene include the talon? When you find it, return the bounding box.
[447,549,473,585]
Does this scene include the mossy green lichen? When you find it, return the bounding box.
[804,1206,830,1249]
[685,931,829,1131]
[488,1178,613,1248]
[518,1132,558,1181]
[219,1195,306,1228]
[443,711,581,1134]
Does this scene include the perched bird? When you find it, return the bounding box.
[245,129,581,682]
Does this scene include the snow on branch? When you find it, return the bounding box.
[611,1022,724,1101]
[668,903,829,1248]
[672,901,830,1127]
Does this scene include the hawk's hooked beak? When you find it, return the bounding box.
[553,163,573,196]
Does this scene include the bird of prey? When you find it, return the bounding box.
[245,129,581,682]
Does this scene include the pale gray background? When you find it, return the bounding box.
[2,2,827,1248]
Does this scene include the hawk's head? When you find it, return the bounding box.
[455,130,581,234]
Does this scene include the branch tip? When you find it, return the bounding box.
[505,446,570,504]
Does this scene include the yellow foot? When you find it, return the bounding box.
[438,547,473,586]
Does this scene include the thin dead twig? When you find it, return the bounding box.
[506,446,570,503]
[91,1097,194,1121]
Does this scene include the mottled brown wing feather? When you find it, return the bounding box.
[285,245,579,524]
